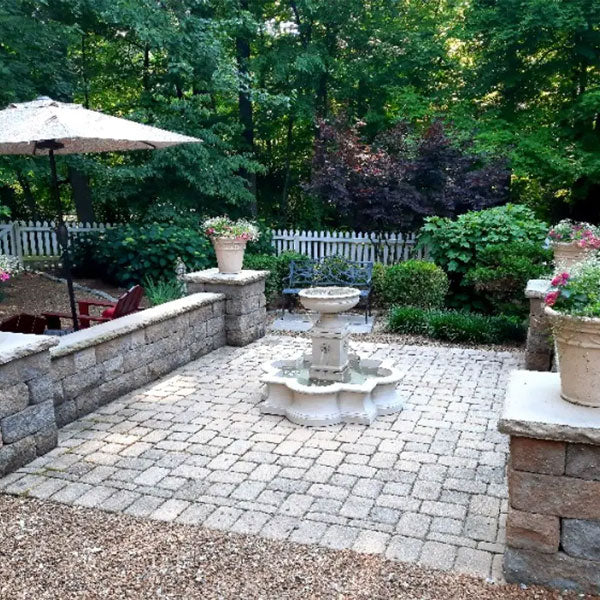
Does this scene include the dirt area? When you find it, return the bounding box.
[0,271,140,322]
[0,495,593,600]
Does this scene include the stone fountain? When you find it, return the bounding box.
[261,287,403,426]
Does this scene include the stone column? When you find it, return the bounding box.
[0,332,59,476]
[184,268,269,346]
[524,279,553,371]
[499,370,600,594]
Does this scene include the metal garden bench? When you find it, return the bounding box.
[282,257,373,322]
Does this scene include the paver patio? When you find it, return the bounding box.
[0,335,521,580]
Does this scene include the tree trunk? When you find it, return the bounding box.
[280,116,295,223]
[69,167,95,223]
[236,0,257,216]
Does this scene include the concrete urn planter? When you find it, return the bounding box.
[553,242,593,272]
[212,238,247,274]
[546,306,600,407]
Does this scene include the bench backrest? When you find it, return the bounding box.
[0,313,46,334]
[289,257,373,289]
[112,285,144,318]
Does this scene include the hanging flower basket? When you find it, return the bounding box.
[203,216,260,274]
[544,260,600,407]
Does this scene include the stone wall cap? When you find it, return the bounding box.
[51,292,224,358]
[0,332,59,365]
[499,370,600,444]
[525,279,551,299]
[184,268,269,285]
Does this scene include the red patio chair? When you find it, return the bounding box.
[0,313,47,334]
[43,285,144,329]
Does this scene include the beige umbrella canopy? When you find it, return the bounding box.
[0,96,202,330]
[0,97,201,154]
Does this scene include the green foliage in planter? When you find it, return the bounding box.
[71,223,214,287]
[548,258,600,318]
[377,260,449,309]
[143,276,185,306]
[418,204,548,310]
[464,241,552,317]
[387,306,526,345]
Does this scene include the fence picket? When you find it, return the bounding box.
[0,221,423,265]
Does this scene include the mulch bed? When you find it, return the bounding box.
[0,494,594,600]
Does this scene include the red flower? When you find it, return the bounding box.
[551,272,570,287]
[545,290,560,306]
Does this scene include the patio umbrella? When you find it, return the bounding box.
[0,97,201,330]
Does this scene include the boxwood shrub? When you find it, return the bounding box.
[373,260,449,309]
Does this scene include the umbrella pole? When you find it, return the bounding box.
[49,148,79,331]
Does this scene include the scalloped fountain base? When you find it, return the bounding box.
[261,354,403,426]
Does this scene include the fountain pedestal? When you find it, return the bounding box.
[261,287,403,426]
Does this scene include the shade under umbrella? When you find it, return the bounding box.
[0,97,202,330]
[0,97,200,154]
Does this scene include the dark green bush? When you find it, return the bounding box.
[243,253,280,303]
[71,223,214,286]
[386,306,431,335]
[418,205,549,311]
[245,221,275,256]
[464,241,552,317]
[378,260,448,309]
[387,306,525,345]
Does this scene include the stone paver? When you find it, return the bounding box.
[0,336,521,580]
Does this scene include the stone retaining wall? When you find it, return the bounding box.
[185,268,268,346]
[51,293,226,427]
[0,334,59,476]
[499,370,600,593]
[524,279,553,371]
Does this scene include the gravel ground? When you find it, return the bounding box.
[0,495,593,600]
[0,272,143,321]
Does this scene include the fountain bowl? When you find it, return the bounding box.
[298,286,361,315]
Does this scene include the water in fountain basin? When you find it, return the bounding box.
[276,364,376,387]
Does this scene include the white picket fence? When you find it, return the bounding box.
[0,221,423,266]
[271,229,424,264]
[0,221,118,264]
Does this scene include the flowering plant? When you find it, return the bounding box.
[0,254,20,300]
[548,219,600,249]
[202,216,260,242]
[545,257,600,318]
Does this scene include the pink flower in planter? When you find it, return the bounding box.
[545,290,560,306]
[551,272,570,287]
[0,270,9,282]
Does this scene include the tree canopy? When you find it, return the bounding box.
[0,0,598,226]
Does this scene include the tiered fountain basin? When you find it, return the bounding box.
[261,286,403,426]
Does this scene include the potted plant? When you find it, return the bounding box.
[0,254,20,301]
[548,219,600,271]
[545,257,600,407]
[203,216,260,274]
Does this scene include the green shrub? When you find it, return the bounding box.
[418,204,548,311]
[71,223,214,286]
[371,262,386,305]
[143,276,184,306]
[387,306,526,345]
[243,253,280,303]
[245,221,275,256]
[387,306,431,335]
[464,241,552,317]
[379,260,448,309]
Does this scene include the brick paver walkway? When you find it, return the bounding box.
[0,336,521,580]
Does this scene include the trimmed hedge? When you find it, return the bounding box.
[387,306,526,345]
[373,260,449,309]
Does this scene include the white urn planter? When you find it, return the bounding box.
[553,242,593,272]
[546,306,600,407]
[212,238,247,274]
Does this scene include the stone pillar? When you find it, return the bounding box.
[184,268,269,346]
[524,279,553,371]
[0,333,59,476]
[499,370,600,594]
